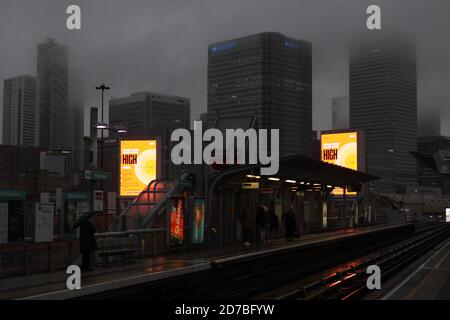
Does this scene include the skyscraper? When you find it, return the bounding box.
[207,32,312,157]
[36,38,70,151]
[349,35,417,194]
[332,96,349,130]
[417,135,450,195]
[419,108,441,137]
[105,92,190,192]
[69,71,85,171]
[70,102,84,170]
[2,75,36,146]
[109,92,190,134]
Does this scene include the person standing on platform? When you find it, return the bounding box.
[255,205,266,242]
[269,209,279,238]
[262,206,271,242]
[241,209,252,247]
[282,206,297,241]
[79,218,97,271]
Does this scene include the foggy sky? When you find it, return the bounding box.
[1,0,450,140]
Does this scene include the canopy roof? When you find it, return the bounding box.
[215,154,379,187]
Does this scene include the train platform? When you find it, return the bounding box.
[0,222,410,300]
[382,239,450,300]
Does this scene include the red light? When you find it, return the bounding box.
[343,273,357,280]
[329,280,342,287]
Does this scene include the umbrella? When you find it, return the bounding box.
[71,211,97,231]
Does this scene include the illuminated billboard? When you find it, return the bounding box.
[169,197,184,243]
[120,140,157,197]
[446,208,450,223]
[321,131,358,195]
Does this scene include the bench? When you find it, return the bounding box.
[96,236,140,267]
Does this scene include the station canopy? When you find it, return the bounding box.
[215,154,379,188]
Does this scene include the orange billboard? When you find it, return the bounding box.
[321,132,358,195]
[120,140,157,197]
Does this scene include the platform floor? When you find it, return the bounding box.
[0,223,408,300]
[382,239,450,300]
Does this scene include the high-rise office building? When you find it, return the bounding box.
[70,102,84,170]
[2,75,37,146]
[207,32,312,157]
[419,108,441,137]
[417,135,450,195]
[36,38,70,151]
[332,96,349,130]
[69,71,85,171]
[349,35,417,194]
[109,92,190,134]
[199,112,208,124]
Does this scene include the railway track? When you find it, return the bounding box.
[271,223,450,300]
[72,222,447,300]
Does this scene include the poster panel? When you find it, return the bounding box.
[192,198,205,244]
[169,197,184,244]
[35,203,54,243]
[120,140,157,197]
[321,131,358,195]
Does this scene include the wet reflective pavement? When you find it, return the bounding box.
[0,223,408,300]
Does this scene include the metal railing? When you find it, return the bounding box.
[95,228,167,259]
[0,241,78,278]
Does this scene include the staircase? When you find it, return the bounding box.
[117,173,195,231]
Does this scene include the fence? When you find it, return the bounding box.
[0,241,79,278]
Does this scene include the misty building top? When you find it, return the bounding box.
[350,31,416,57]
[38,37,68,50]
[4,74,36,81]
[110,91,190,105]
[109,91,191,134]
[208,31,311,55]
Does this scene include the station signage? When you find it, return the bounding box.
[35,203,54,243]
[84,170,111,181]
[169,197,184,244]
[0,191,26,201]
[120,140,157,197]
[260,188,274,194]
[93,190,104,212]
[321,131,358,196]
[242,182,259,190]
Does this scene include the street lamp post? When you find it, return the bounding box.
[92,121,127,230]
[95,83,110,219]
[95,83,110,172]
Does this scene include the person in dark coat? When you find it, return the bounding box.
[241,210,252,246]
[262,206,271,242]
[255,206,264,242]
[79,219,97,271]
[269,209,279,237]
[255,205,270,242]
[282,206,297,241]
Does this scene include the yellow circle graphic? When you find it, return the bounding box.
[336,142,357,170]
[134,149,156,185]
